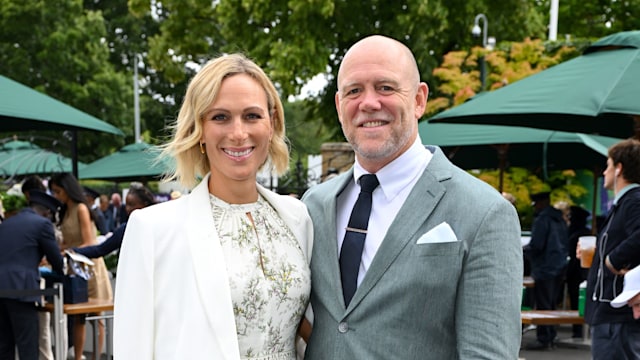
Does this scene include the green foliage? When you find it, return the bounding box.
[473,167,589,229]
[126,0,548,141]
[103,253,119,274]
[2,0,639,184]
[534,0,640,39]
[0,194,27,215]
[427,38,581,116]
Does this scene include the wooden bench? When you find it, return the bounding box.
[521,310,584,325]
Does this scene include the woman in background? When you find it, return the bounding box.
[49,173,113,360]
[114,53,312,359]
[74,184,156,259]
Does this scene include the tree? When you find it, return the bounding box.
[475,167,589,229]
[86,0,186,145]
[426,37,585,117]
[0,0,132,161]
[534,0,640,39]
[127,0,547,140]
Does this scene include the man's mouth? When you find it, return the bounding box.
[361,121,385,128]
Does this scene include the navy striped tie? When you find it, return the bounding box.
[340,174,379,307]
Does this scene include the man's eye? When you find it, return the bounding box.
[379,85,394,92]
[345,88,360,96]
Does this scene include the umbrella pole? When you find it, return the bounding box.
[72,130,78,178]
[496,144,509,193]
[591,167,600,235]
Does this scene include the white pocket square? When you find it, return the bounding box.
[416,222,458,244]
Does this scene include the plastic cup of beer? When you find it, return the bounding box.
[579,236,596,268]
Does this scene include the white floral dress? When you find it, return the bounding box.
[210,194,311,360]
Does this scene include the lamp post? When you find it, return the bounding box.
[472,14,494,91]
[133,53,142,143]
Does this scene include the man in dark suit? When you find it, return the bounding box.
[0,190,64,360]
[302,35,523,359]
[524,191,569,349]
[106,192,127,232]
[84,186,108,234]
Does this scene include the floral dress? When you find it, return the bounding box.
[210,194,311,360]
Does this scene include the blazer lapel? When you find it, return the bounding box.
[346,148,452,312]
[311,171,353,313]
[186,175,240,359]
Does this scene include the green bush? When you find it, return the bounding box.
[1,194,27,216]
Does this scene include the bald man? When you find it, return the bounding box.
[302,35,522,359]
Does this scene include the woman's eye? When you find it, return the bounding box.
[246,113,263,120]
[210,114,227,121]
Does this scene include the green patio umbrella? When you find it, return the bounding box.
[0,140,85,177]
[0,75,122,135]
[78,142,173,182]
[0,75,124,177]
[419,121,621,228]
[419,121,619,172]
[428,30,640,139]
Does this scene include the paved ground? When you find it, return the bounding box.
[519,324,591,360]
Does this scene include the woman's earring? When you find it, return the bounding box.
[199,142,205,154]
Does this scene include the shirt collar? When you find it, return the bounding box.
[614,183,640,205]
[353,135,431,201]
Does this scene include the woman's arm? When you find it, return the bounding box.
[74,223,126,258]
[77,203,97,246]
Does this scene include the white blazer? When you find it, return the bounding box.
[114,175,313,359]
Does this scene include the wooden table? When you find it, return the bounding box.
[44,297,113,314]
[521,310,584,325]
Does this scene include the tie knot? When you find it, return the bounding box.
[358,174,379,194]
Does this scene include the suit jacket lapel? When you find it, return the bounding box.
[346,148,452,313]
[186,175,240,359]
[313,171,353,313]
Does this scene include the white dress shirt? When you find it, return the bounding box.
[336,136,431,286]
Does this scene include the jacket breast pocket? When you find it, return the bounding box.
[412,241,463,257]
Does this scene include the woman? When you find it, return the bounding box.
[49,172,113,360]
[114,54,313,359]
[74,184,156,259]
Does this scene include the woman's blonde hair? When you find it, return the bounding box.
[159,53,289,188]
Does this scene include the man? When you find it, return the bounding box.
[584,139,640,359]
[302,35,522,359]
[0,190,64,360]
[106,192,127,232]
[611,265,640,320]
[84,186,108,234]
[523,191,569,349]
[21,176,59,360]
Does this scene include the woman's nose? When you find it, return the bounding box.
[229,118,248,140]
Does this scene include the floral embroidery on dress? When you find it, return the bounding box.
[210,194,310,360]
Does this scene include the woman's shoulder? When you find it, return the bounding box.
[260,188,306,211]
[134,197,186,218]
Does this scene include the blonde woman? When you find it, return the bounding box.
[114,54,312,359]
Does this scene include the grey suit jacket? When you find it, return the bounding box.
[302,146,522,359]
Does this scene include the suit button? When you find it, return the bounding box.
[338,322,349,333]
